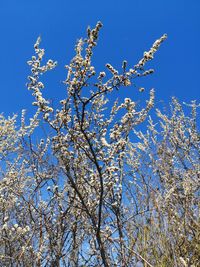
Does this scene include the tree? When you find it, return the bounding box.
[0,22,199,267]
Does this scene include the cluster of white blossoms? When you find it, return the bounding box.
[2,223,30,234]
[135,33,167,68]
[0,114,18,158]
[27,36,57,115]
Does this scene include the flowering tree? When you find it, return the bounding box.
[0,22,199,267]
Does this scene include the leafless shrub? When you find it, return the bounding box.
[0,22,199,267]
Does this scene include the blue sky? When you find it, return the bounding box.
[0,0,199,117]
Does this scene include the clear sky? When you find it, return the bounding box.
[0,0,199,117]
